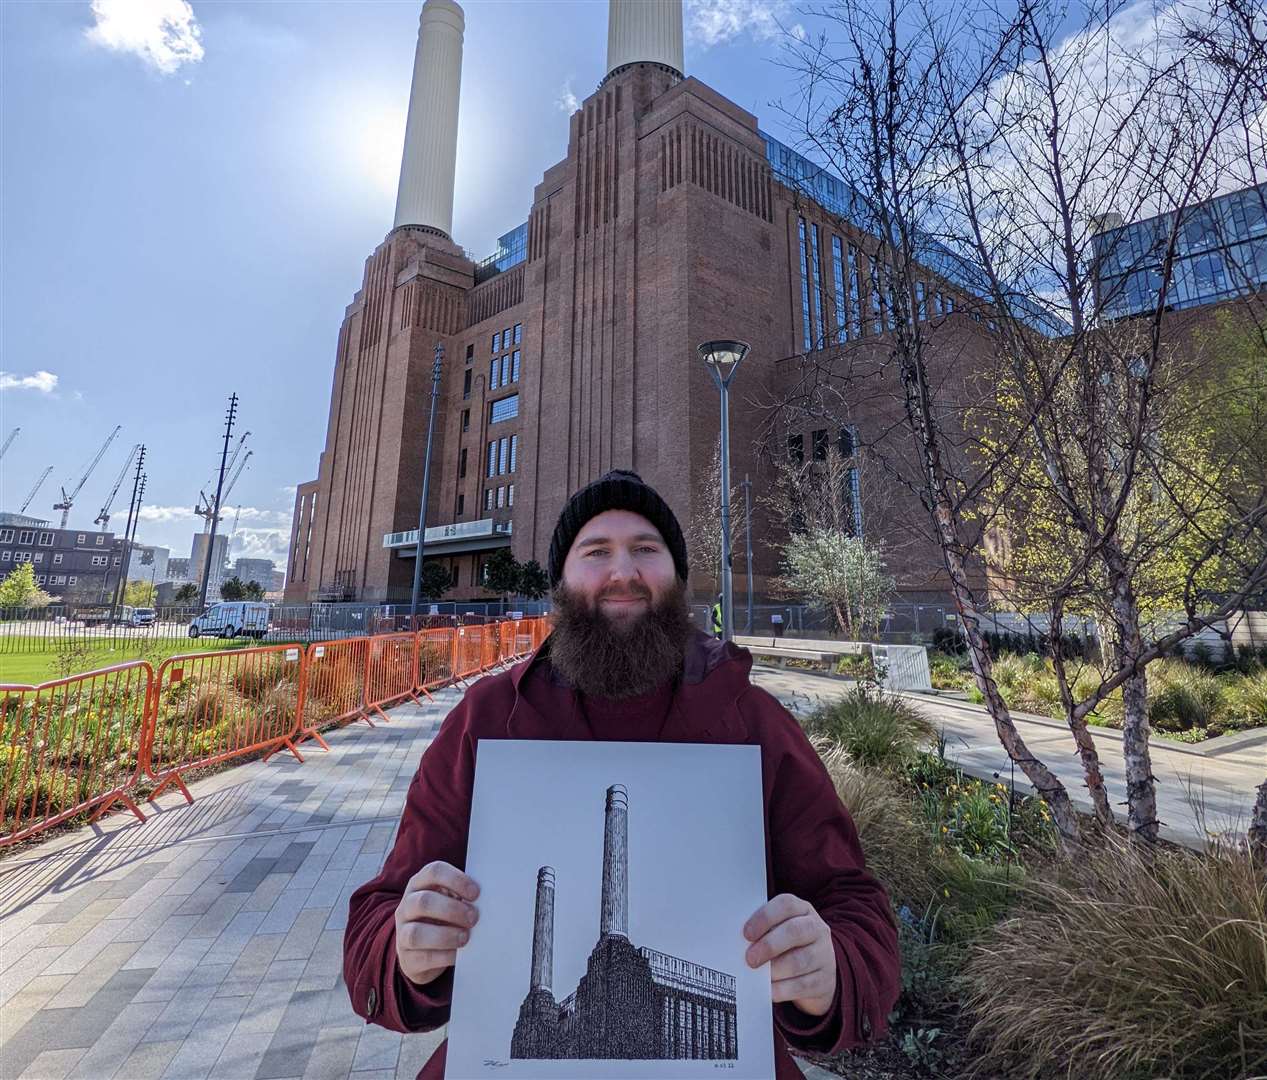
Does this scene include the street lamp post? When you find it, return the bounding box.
[409,342,445,627]
[698,340,750,642]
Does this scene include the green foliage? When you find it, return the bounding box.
[219,576,246,601]
[900,1026,945,1072]
[417,561,452,601]
[960,840,1267,1080]
[833,652,877,681]
[516,559,549,600]
[172,583,198,605]
[777,527,894,638]
[802,686,937,771]
[231,659,284,701]
[122,579,156,608]
[242,580,266,601]
[928,650,973,691]
[0,564,53,609]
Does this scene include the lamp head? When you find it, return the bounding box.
[697,340,750,385]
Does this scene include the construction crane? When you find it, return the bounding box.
[20,466,54,514]
[94,443,142,530]
[0,428,17,462]
[53,425,122,528]
[195,431,250,525]
[228,504,243,553]
[196,450,252,532]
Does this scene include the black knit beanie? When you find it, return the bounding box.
[547,470,689,587]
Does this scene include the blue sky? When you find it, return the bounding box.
[1,0,809,571]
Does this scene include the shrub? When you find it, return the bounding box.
[803,686,937,771]
[230,658,285,701]
[1148,659,1227,733]
[928,651,972,691]
[1224,668,1267,732]
[833,652,876,681]
[816,740,940,906]
[960,839,1267,1080]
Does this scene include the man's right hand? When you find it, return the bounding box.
[394,860,481,987]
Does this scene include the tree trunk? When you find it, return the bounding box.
[933,503,1082,841]
[1106,556,1159,843]
[1250,777,1267,863]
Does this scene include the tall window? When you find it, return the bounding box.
[812,429,828,461]
[848,464,863,537]
[465,343,474,361]
[17,530,33,545]
[463,370,472,400]
[798,217,813,351]
[490,358,500,390]
[508,484,515,507]
[788,433,804,463]
[514,323,522,344]
[496,486,505,509]
[492,331,501,354]
[490,395,519,424]
[457,493,465,517]
[810,224,827,348]
[499,437,509,474]
[847,243,861,337]
[869,259,882,334]
[461,408,470,433]
[838,426,855,457]
[458,448,467,479]
[831,236,848,342]
[484,488,494,511]
[38,532,53,546]
[511,350,521,382]
[501,355,511,384]
[915,281,926,322]
[487,441,497,478]
[510,434,519,472]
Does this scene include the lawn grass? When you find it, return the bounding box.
[0,638,256,685]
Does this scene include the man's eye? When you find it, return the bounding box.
[585,549,607,557]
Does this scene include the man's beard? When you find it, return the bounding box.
[548,579,693,700]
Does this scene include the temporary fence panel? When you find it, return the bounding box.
[513,619,535,657]
[297,637,371,747]
[417,629,456,694]
[365,633,420,720]
[0,661,151,848]
[498,622,515,663]
[454,626,484,680]
[145,644,307,803]
[481,625,501,670]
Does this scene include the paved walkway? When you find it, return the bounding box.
[753,665,1266,849]
[2,661,1262,1080]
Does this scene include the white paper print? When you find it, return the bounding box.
[445,740,775,1080]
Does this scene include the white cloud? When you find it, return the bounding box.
[137,504,290,527]
[687,0,791,47]
[0,371,58,393]
[556,80,580,114]
[85,0,205,76]
[230,527,290,563]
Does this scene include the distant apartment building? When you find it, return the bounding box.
[126,544,170,585]
[0,515,125,604]
[190,533,230,594]
[167,557,191,582]
[232,558,274,589]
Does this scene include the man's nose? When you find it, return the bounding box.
[606,551,639,582]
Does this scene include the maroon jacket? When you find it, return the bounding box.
[344,631,900,1079]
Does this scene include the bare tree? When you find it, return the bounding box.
[777,0,1267,842]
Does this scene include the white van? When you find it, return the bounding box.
[188,601,270,640]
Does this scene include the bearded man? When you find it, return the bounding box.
[343,470,900,1079]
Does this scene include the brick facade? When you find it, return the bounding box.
[284,66,982,604]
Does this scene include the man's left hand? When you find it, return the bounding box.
[743,893,836,1017]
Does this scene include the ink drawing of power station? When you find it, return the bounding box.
[510,785,739,1061]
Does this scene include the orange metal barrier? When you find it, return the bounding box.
[417,628,456,694]
[145,644,307,804]
[453,626,484,681]
[0,662,151,845]
[0,618,552,848]
[365,632,420,721]
[296,637,371,748]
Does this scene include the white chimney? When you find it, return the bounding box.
[394,0,464,237]
[605,0,683,82]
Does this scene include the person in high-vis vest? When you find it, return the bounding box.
[711,594,724,638]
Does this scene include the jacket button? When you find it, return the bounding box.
[367,988,378,1016]
[861,1013,872,1039]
